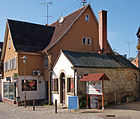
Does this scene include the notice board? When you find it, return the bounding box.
[68,96,79,109]
[86,81,102,95]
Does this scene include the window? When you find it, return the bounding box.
[82,37,91,45]
[87,38,91,45]
[9,38,11,49]
[44,56,48,68]
[22,80,37,91]
[85,14,90,22]
[4,82,15,100]
[52,78,58,92]
[12,57,17,69]
[67,78,74,93]
[82,37,86,44]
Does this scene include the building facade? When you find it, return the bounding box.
[52,50,139,107]
[1,19,54,104]
[1,4,113,105]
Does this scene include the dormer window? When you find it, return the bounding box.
[85,14,90,22]
[9,38,11,49]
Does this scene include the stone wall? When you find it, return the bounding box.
[77,68,139,106]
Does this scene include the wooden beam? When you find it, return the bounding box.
[102,79,104,110]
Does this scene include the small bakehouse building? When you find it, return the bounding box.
[52,50,139,107]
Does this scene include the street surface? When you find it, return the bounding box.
[0,101,140,119]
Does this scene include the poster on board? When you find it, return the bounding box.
[86,81,102,95]
[90,95,98,108]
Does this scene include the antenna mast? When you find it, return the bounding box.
[127,41,133,58]
[41,2,53,25]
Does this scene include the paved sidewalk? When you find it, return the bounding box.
[0,102,102,119]
[1,102,140,119]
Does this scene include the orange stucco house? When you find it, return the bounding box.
[1,4,113,105]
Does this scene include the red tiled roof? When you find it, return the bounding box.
[43,4,89,52]
[79,73,110,82]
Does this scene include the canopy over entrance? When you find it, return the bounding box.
[79,73,110,82]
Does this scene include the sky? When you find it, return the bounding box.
[0,0,139,58]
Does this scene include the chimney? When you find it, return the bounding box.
[98,10,107,53]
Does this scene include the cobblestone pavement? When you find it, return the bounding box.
[0,102,102,119]
[1,102,140,119]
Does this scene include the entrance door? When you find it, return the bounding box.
[60,73,65,104]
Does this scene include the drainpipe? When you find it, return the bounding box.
[45,52,52,104]
[49,69,53,104]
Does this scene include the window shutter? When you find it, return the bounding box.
[4,63,6,72]
[5,62,7,71]
[67,78,71,92]
[14,58,15,69]
[55,79,58,91]
[52,79,55,91]
[12,58,14,69]
[8,61,10,71]
[71,78,74,93]
[15,57,17,69]
[10,59,12,70]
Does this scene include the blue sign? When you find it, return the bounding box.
[68,96,79,109]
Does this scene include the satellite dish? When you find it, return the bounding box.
[58,16,64,23]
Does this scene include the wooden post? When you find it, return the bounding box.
[86,94,88,108]
[55,100,57,113]
[98,95,100,109]
[33,99,35,111]
[102,79,104,110]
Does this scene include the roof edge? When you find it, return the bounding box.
[43,4,90,52]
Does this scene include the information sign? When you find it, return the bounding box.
[68,96,79,110]
[86,81,102,95]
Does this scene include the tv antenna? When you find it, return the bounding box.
[40,1,53,25]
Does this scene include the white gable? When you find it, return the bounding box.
[52,52,74,79]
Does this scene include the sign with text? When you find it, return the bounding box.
[86,81,102,95]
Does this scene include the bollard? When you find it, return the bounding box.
[55,100,57,113]
[33,99,35,111]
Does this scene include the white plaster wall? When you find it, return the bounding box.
[52,93,59,104]
[2,76,46,102]
[52,52,74,78]
[18,76,45,101]
[52,52,77,106]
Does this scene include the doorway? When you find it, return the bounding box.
[60,73,65,104]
